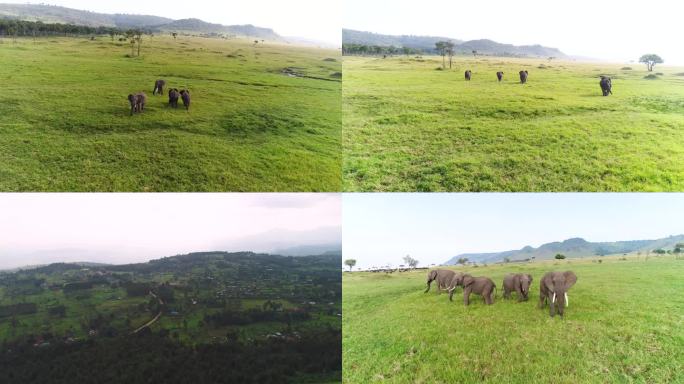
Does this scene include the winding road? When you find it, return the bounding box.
[131,291,164,334]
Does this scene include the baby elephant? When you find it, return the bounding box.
[180,89,191,110]
[600,76,612,96]
[465,70,472,81]
[503,273,533,302]
[168,88,180,108]
[128,92,147,115]
[458,274,496,305]
[497,71,504,82]
[153,79,166,96]
[519,70,529,84]
[425,269,457,293]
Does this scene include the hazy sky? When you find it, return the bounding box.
[0,194,341,270]
[345,0,684,65]
[343,194,684,270]
[6,0,341,45]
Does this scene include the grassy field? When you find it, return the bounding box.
[0,35,341,191]
[343,55,684,191]
[343,256,684,383]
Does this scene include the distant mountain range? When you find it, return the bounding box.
[343,29,567,58]
[0,3,280,39]
[444,235,684,265]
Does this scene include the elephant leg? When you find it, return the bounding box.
[463,288,471,306]
[449,288,455,302]
[516,286,524,302]
[549,298,556,317]
[485,290,492,305]
[538,293,545,309]
[424,280,432,293]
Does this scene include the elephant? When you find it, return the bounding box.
[456,274,496,305]
[503,273,533,302]
[180,89,191,110]
[153,80,166,96]
[168,88,180,108]
[425,269,456,293]
[444,272,466,301]
[600,76,612,96]
[128,92,147,115]
[465,70,472,81]
[497,71,504,82]
[519,70,528,84]
[539,271,577,317]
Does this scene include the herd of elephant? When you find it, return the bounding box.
[462,69,614,96]
[425,269,578,317]
[127,80,191,116]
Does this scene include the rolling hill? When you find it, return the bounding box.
[0,3,280,39]
[444,234,684,264]
[343,28,566,58]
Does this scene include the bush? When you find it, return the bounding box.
[644,74,659,80]
[621,67,632,70]
[655,72,664,76]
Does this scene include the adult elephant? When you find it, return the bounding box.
[600,76,612,96]
[153,79,166,96]
[519,70,528,84]
[465,70,472,81]
[497,71,504,82]
[539,271,577,317]
[443,272,466,301]
[502,273,533,302]
[425,269,456,293]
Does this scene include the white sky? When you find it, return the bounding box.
[5,0,341,45]
[344,0,684,65]
[0,193,341,269]
[343,194,684,270]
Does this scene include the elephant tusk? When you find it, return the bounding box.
[552,293,556,303]
[565,293,568,307]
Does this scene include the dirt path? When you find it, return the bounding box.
[131,291,164,334]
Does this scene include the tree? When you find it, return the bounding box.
[639,54,663,71]
[402,46,411,57]
[472,50,477,58]
[445,41,455,69]
[555,254,566,260]
[457,257,468,265]
[503,257,511,263]
[435,41,447,68]
[172,32,178,40]
[402,255,419,269]
[344,259,356,272]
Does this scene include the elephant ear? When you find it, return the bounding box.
[543,274,554,292]
[463,275,474,287]
[563,271,577,290]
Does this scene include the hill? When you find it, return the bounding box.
[343,28,566,58]
[0,3,280,39]
[444,234,684,264]
[0,250,342,382]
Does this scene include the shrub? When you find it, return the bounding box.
[644,74,659,80]
[621,67,632,70]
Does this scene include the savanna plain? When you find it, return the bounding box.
[343,56,684,191]
[343,256,684,383]
[0,35,341,191]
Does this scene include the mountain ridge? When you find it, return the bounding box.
[343,28,566,58]
[0,3,280,39]
[444,234,684,265]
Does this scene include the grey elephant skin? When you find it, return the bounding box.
[128,92,147,115]
[425,269,456,293]
[458,274,496,305]
[444,272,466,301]
[168,88,180,108]
[503,273,533,302]
[519,70,528,84]
[497,71,504,82]
[600,76,612,96]
[153,79,166,96]
[465,70,472,81]
[539,271,577,317]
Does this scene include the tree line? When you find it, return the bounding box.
[343,43,423,57]
[0,19,121,38]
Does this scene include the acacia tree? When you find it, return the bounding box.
[402,255,419,269]
[472,50,477,58]
[445,41,455,69]
[435,41,447,68]
[344,259,356,272]
[639,54,663,71]
[555,253,566,260]
[457,257,468,265]
[172,32,178,40]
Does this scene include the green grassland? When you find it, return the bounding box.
[343,55,684,191]
[343,255,684,383]
[0,35,341,191]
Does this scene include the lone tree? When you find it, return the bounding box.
[344,259,357,272]
[172,32,178,40]
[402,46,411,57]
[639,54,663,71]
[555,253,566,260]
[472,50,477,58]
[435,41,448,68]
[402,255,419,269]
[457,257,469,265]
[503,257,511,263]
[445,41,455,69]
